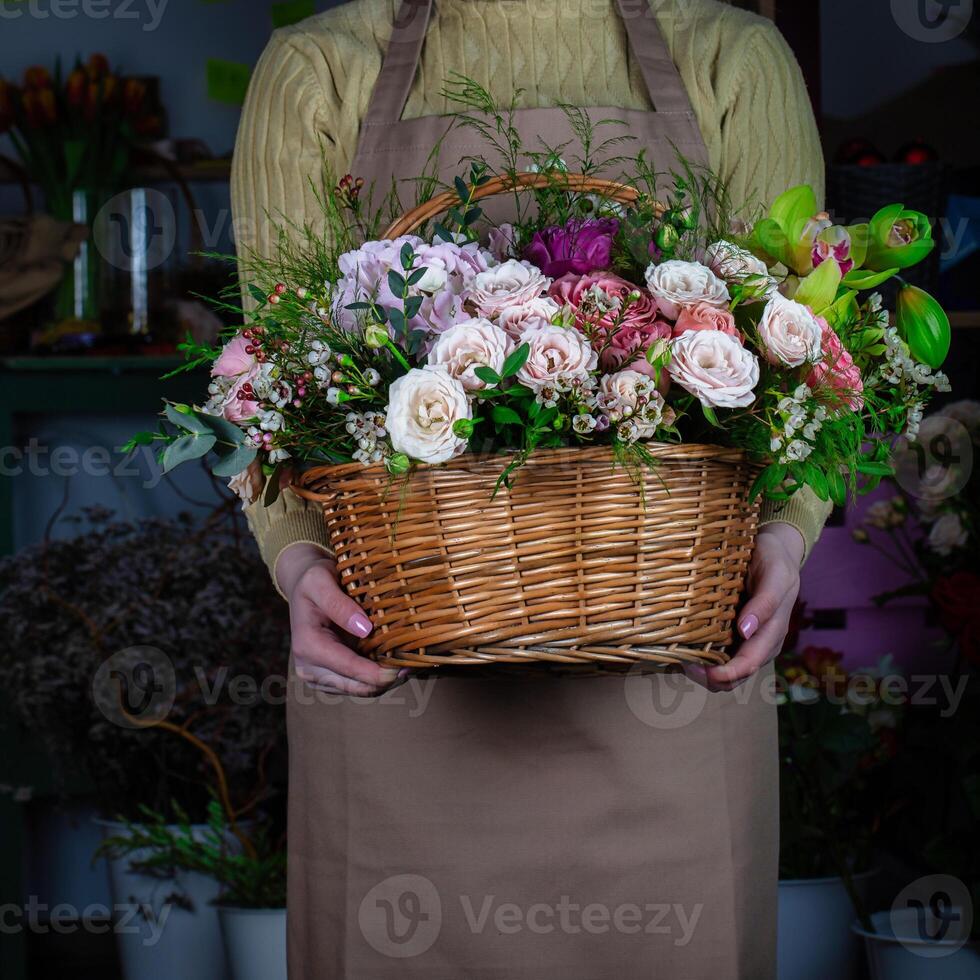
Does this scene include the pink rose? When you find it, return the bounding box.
[496,297,561,341]
[212,333,256,378]
[673,302,741,341]
[807,318,864,411]
[549,271,669,372]
[222,367,260,422]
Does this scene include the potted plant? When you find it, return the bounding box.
[97,800,287,980]
[776,629,903,980]
[850,400,980,976]
[0,507,289,980]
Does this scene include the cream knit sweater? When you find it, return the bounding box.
[231,0,833,587]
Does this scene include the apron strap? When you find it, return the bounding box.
[363,0,696,125]
[361,0,434,126]
[612,0,697,113]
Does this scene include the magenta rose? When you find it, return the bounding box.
[806,318,864,411]
[673,302,741,341]
[524,217,620,278]
[549,271,670,373]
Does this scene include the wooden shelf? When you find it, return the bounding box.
[950,310,980,329]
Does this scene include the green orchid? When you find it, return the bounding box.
[864,204,935,272]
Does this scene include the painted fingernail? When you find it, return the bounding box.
[348,613,373,637]
[377,668,399,683]
[738,614,759,640]
[397,668,410,679]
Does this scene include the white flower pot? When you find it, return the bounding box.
[96,820,228,980]
[853,909,980,980]
[217,906,287,980]
[778,872,876,980]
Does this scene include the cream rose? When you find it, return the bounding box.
[705,240,770,282]
[427,317,512,392]
[927,512,968,556]
[644,259,730,320]
[385,366,472,464]
[496,297,560,341]
[667,329,759,409]
[758,293,823,367]
[467,259,551,317]
[516,323,597,391]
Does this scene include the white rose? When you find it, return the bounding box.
[598,369,665,438]
[427,317,512,392]
[667,329,759,409]
[467,259,551,317]
[758,293,823,367]
[927,512,968,556]
[705,240,770,282]
[385,366,472,464]
[516,323,597,391]
[496,297,561,341]
[644,259,730,320]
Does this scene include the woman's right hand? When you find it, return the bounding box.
[277,543,401,696]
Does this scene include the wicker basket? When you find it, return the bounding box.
[294,174,760,671]
[295,445,760,670]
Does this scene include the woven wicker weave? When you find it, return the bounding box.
[295,445,760,670]
[295,174,760,670]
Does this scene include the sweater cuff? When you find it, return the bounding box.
[758,486,833,565]
[244,487,334,600]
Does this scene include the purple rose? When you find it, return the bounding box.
[523,217,620,278]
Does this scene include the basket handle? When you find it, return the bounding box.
[382,171,646,239]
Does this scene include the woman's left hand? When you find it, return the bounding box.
[692,522,804,693]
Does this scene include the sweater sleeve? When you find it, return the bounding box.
[231,30,339,590]
[718,20,833,563]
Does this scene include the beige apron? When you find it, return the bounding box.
[287,3,778,976]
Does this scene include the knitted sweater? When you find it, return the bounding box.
[231,0,833,587]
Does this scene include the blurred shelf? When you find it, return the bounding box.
[0,159,231,186]
[0,354,185,373]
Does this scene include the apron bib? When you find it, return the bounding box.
[288,3,777,977]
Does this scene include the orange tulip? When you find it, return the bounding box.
[123,78,146,116]
[23,65,51,90]
[86,53,110,81]
[66,67,87,107]
[23,87,56,127]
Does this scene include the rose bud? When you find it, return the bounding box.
[23,66,51,89]
[65,68,87,107]
[385,453,411,476]
[86,54,110,81]
[364,322,389,349]
[122,78,146,116]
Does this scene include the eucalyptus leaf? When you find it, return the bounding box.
[211,443,258,478]
[162,433,215,473]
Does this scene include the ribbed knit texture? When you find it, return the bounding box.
[234,0,833,586]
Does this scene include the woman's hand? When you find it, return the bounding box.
[692,522,804,693]
[277,543,401,696]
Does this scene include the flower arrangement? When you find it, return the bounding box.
[136,82,952,515]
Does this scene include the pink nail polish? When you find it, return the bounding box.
[739,614,759,640]
[397,668,410,680]
[348,613,373,638]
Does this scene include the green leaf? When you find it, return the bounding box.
[827,467,847,507]
[491,405,523,425]
[164,403,210,434]
[841,267,899,291]
[474,365,501,384]
[400,242,414,269]
[822,290,859,330]
[388,308,407,337]
[896,285,950,368]
[403,296,424,319]
[500,342,529,379]
[454,175,470,202]
[264,464,283,506]
[802,462,830,501]
[248,284,267,305]
[856,460,894,477]
[795,257,841,314]
[387,270,406,299]
[162,432,215,473]
[211,443,258,478]
[701,403,721,427]
[749,463,787,501]
[198,413,248,445]
[406,268,427,286]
